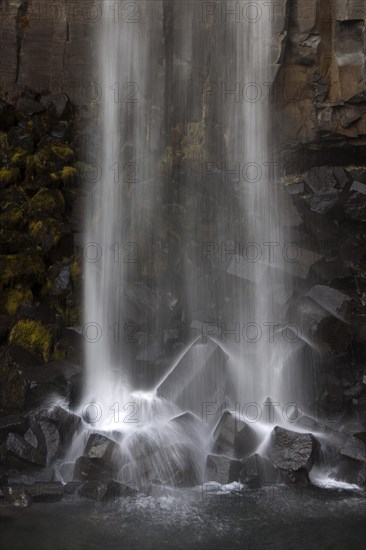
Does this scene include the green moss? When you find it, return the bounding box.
[29,218,64,252]
[50,145,74,162]
[33,148,55,174]
[0,205,24,229]
[9,319,53,362]
[61,165,77,181]
[70,256,81,283]
[0,167,20,187]
[29,188,65,216]
[52,342,66,361]
[2,286,33,315]
[0,347,27,409]
[0,253,45,288]
[182,120,206,161]
[64,306,81,325]
[10,150,27,168]
[0,132,7,154]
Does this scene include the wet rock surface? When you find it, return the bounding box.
[268,426,319,474]
[212,411,261,459]
[205,454,242,485]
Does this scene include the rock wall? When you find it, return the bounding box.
[276,0,366,164]
[0,0,97,105]
[1,0,365,158]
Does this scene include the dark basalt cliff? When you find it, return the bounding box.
[0,1,365,489]
[1,1,365,156]
[276,0,366,163]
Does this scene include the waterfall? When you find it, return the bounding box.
[71,1,308,487]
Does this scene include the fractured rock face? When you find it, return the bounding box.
[304,166,338,194]
[240,454,281,488]
[6,419,61,467]
[306,285,352,322]
[339,436,366,463]
[212,411,261,459]
[157,338,228,415]
[204,454,241,484]
[84,433,120,470]
[73,456,114,482]
[268,426,319,474]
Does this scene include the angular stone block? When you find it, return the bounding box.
[157,338,228,415]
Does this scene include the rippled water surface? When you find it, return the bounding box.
[1,486,365,550]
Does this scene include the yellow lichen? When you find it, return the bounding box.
[9,319,53,362]
[0,205,24,229]
[0,167,20,186]
[50,145,74,161]
[70,257,81,282]
[0,253,45,288]
[182,120,206,161]
[61,166,77,181]
[29,218,64,251]
[29,188,65,215]
[3,286,33,315]
[11,150,27,167]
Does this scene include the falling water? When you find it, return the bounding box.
[68,1,315,488]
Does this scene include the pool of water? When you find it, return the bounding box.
[1,484,365,550]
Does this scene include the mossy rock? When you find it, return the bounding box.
[70,256,81,283]
[0,253,45,288]
[50,165,77,185]
[0,131,8,157]
[0,346,27,409]
[10,149,28,169]
[1,286,33,315]
[9,319,53,362]
[64,306,81,325]
[29,188,65,216]
[29,218,66,253]
[0,204,25,230]
[0,229,32,254]
[32,144,73,175]
[0,167,20,188]
[50,144,74,162]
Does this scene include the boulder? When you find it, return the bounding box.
[305,191,339,214]
[84,433,120,470]
[17,303,58,325]
[22,420,61,465]
[268,426,319,473]
[204,454,241,484]
[0,100,15,131]
[78,480,137,501]
[212,411,261,459]
[0,486,31,508]
[47,406,81,447]
[40,93,70,118]
[11,482,63,503]
[6,433,45,467]
[306,285,352,322]
[0,415,28,443]
[304,167,337,194]
[7,467,55,486]
[339,437,366,463]
[16,97,45,118]
[7,126,35,153]
[343,181,366,222]
[0,345,41,410]
[170,411,206,444]
[240,454,281,488]
[73,456,114,482]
